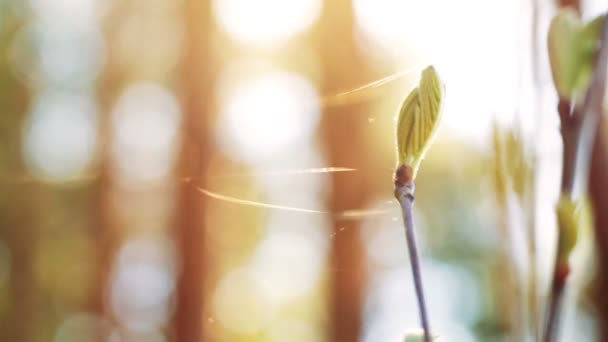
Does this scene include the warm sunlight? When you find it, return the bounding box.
[216,68,320,163]
[4,0,608,341]
[213,0,322,46]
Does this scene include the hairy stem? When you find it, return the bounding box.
[395,182,431,342]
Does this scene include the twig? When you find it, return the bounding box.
[395,166,431,342]
[543,249,569,342]
[582,14,608,340]
[543,14,608,342]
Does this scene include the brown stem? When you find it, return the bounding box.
[543,100,578,342]
[558,99,580,195]
[589,122,608,340]
[544,263,570,342]
[544,14,608,342]
[585,15,608,342]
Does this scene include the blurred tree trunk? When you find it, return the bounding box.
[0,14,35,342]
[1,198,37,342]
[170,0,212,341]
[319,2,372,341]
[91,6,127,331]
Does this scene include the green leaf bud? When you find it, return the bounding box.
[395,66,445,182]
[548,10,604,102]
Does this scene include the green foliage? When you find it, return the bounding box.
[491,124,533,206]
[548,9,604,103]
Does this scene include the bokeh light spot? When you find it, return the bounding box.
[251,229,326,304]
[213,0,321,47]
[110,236,176,333]
[29,0,105,30]
[213,268,274,334]
[23,91,98,182]
[354,0,522,145]
[216,70,320,163]
[38,26,105,86]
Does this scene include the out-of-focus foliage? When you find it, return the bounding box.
[492,124,534,205]
[548,9,604,102]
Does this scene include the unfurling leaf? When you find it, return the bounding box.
[548,9,604,103]
[396,66,445,181]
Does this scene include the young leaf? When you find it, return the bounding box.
[395,66,445,181]
[548,9,604,103]
[555,196,588,263]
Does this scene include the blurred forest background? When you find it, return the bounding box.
[1,0,608,341]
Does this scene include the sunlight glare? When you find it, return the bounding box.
[216,70,320,163]
[38,26,105,86]
[213,0,322,47]
[354,0,523,145]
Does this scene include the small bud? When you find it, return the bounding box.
[548,10,604,102]
[395,66,445,181]
[555,196,582,262]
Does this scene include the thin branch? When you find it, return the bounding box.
[583,14,608,341]
[543,14,608,342]
[543,252,569,342]
[573,18,608,192]
[395,180,431,342]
